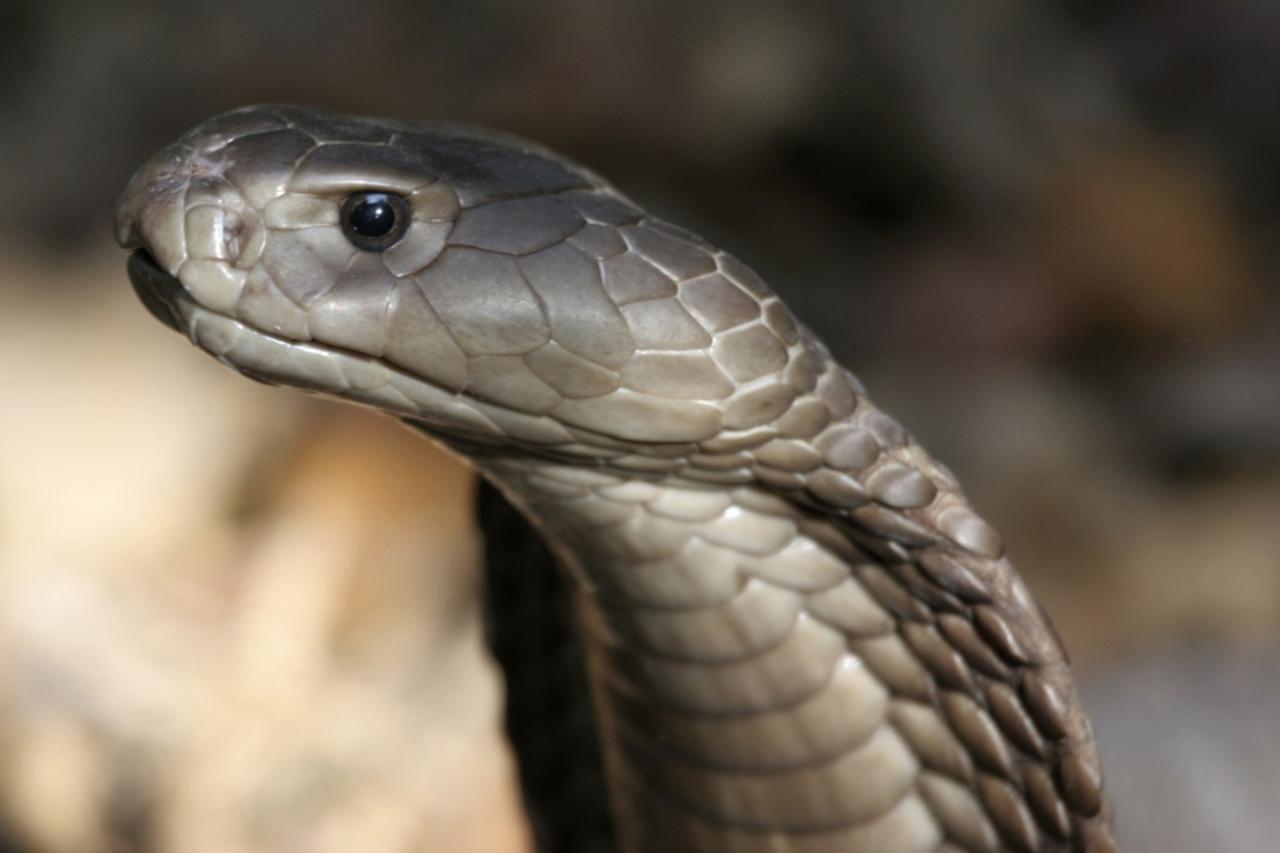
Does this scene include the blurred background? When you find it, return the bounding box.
[1,1,1277,850]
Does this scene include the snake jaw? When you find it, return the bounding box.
[118,107,836,462]
[125,250,188,333]
[114,106,831,457]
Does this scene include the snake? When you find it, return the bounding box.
[114,105,1114,852]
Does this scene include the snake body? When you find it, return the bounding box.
[116,105,1113,852]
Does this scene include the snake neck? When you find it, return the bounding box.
[438,331,1110,853]
[474,455,947,852]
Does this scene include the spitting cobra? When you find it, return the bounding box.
[115,105,1114,852]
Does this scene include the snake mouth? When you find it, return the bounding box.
[122,248,500,430]
[127,250,190,333]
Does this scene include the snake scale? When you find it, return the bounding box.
[115,105,1114,852]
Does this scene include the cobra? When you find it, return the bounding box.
[115,105,1114,853]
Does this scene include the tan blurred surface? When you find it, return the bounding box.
[0,245,527,853]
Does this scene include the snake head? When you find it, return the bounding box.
[116,105,821,456]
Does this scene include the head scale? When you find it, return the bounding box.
[116,105,817,460]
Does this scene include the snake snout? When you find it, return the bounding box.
[114,143,192,273]
[115,140,270,322]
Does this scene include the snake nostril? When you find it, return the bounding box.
[230,210,266,270]
[186,205,238,262]
[223,211,246,259]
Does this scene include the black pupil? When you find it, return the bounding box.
[349,194,396,237]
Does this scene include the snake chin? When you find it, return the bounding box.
[127,250,189,333]
[125,248,528,442]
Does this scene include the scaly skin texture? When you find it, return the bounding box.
[116,105,1115,852]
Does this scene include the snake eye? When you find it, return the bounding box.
[340,191,411,251]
